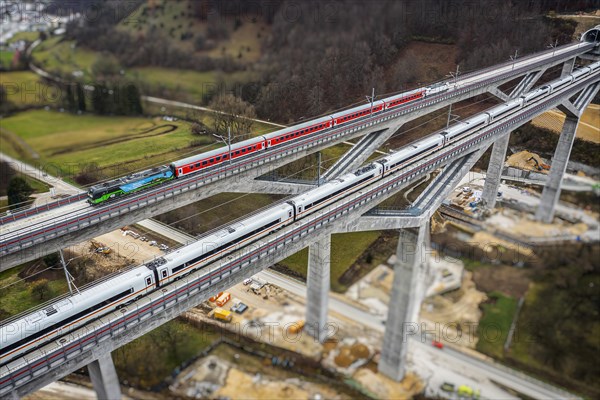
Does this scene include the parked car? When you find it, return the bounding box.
[243,278,253,285]
[432,340,444,349]
[440,382,455,392]
[231,302,248,314]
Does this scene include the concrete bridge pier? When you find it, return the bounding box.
[88,353,122,400]
[305,235,331,343]
[378,222,429,381]
[561,57,575,77]
[482,132,511,209]
[536,82,600,223]
[535,115,580,223]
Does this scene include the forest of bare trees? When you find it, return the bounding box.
[64,0,586,123]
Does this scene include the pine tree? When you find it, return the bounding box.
[76,83,86,112]
[7,177,33,209]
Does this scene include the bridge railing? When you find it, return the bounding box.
[1,45,597,257]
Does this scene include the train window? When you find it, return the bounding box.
[223,154,228,159]
[242,148,246,153]
[216,156,221,161]
[190,165,194,170]
[202,161,207,165]
[146,277,152,286]
[210,158,214,163]
[196,163,200,168]
[161,270,168,278]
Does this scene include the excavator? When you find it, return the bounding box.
[90,240,111,255]
[528,156,550,171]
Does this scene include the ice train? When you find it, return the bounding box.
[3,61,598,366]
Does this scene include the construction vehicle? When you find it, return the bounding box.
[457,385,474,397]
[528,156,550,171]
[209,292,223,302]
[287,320,305,335]
[90,240,111,254]
[212,308,232,322]
[215,292,231,307]
[231,302,248,314]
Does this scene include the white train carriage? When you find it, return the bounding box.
[441,113,490,145]
[548,74,574,93]
[485,99,522,122]
[289,164,383,218]
[570,66,591,81]
[0,266,153,364]
[425,82,451,96]
[161,203,294,282]
[381,135,444,176]
[522,85,551,105]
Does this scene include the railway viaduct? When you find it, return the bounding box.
[1,30,599,399]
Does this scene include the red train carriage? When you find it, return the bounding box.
[171,136,266,177]
[262,116,334,147]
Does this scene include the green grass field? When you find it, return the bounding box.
[113,319,216,388]
[0,50,14,69]
[131,67,257,103]
[0,71,52,108]
[0,262,69,318]
[142,99,280,137]
[476,291,518,358]
[118,0,267,63]
[0,109,215,179]
[279,231,382,292]
[20,173,51,194]
[6,31,39,44]
[32,36,111,79]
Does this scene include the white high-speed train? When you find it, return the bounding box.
[2,61,598,366]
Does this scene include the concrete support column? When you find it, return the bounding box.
[378,224,428,381]
[306,235,331,342]
[535,117,579,223]
[561,57,575,77]
[88,353,121,400]
[482,133,510,209]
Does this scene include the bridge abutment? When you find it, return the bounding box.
[378,223,428,381]
[88,353,121,400]
[305,235,331,343]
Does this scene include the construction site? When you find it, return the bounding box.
[15,128,597,400]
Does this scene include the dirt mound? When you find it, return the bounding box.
[334,346,354,368]
[506,150,549,173]
[350,343,370,359]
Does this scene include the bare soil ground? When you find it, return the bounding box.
[532,106,600,144]
[421,271,487,349]
[471,265,531,298]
